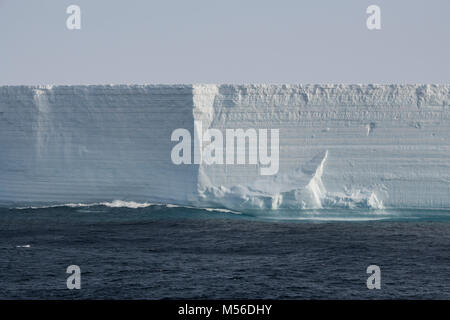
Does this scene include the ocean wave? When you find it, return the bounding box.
[9,201,450,222]
[15,200,157,210]
[13,200,241,214]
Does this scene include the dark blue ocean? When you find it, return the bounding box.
[1,204,450,299]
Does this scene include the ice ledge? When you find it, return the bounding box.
[1,84,449,107]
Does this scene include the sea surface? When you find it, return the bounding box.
[1,204,450,299]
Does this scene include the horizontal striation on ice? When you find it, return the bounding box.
[0,84,449,210]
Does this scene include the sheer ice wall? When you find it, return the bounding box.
[0,84,449,209]
[0,85,197,206]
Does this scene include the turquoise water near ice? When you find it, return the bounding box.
[1,204,450,299]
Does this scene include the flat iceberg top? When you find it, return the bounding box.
[1,84,448,108]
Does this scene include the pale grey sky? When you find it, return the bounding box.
[0,0,449,84]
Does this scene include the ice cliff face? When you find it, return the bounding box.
[0,84,449,210]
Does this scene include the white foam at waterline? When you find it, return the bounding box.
[99,200,156,208]
[15,200,159,210]
[263,216,388,221]
[203,208,242,214]
[13,201,240,213]
[166,204,184,208]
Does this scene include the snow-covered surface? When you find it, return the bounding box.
[0,84,449,210]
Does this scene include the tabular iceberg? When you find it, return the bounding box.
[0,84,449,210]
